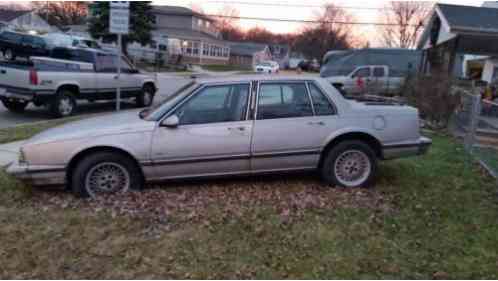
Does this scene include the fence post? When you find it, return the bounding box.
[465,93,481,152]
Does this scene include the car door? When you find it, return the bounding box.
[371,66,387,95]
[95,53,125,98]
[149,83,252,179]
[251,81,338,172]
[348,67,372,95]
[117,55,142,97]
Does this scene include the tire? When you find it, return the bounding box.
[71,152,143,198]
[135,84,155,107]
[321,140,377,188]
[49,90,76,118]
[3,49,15,61]
[2,99,28,113]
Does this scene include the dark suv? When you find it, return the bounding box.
[0,31,50,61]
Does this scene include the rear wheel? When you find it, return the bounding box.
[321,140,377,188]
[3,49,15,61]
[135,84,155,107]
[71,152,143,198]
[50,90,76,118]
[2,99,28,113]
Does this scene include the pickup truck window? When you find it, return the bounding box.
[373,67,385,77]
[352,67,370,78]
[96,53,118,72]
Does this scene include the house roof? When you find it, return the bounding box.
[438,3,498,33]
[228,42,268,56]
[0,9,31,23]
[152,5,213,21]
[154,27,226,45]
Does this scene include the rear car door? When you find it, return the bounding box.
[150,83,252,179]
[251,81,337,172]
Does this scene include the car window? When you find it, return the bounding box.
[22,35,34,44]
[308,83,335,115]
[353,67,371,78]
[32,37,46,47]
[257,82,313,120]
[1,32,20,42]
[96,53,118,72]
[373,67,385,77]
[174,84,250,125]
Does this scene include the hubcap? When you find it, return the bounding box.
[85,162,130,198]
[143,91,152,106]
[334,149,371,187]
[58,97,73,116]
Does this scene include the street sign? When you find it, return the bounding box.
[109,1,130,111]
[110,1,129,35]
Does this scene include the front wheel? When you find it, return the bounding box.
[2,99,28,113]
[71,152,143,198]
[135,85,155,107]
[49,90,76,118]
[321,140,377,188]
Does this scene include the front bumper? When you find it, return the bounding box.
[5,161,66,186]
[382,136,432,160]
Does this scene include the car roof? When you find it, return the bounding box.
[196,74,320,84]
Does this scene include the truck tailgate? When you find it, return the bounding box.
[0,62,31,89]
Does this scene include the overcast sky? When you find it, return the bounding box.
[155,0,483,45]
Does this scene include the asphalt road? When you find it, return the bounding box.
[0,74,192,128]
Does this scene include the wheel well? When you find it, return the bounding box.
[57,84,79,96]
[143,82,156,93]
[65,146,145,190]
[318,132,382,169]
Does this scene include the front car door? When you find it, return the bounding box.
[149,82,252,179]
[371,66,387,95]
[348,67,372,95]
[251,81,338,172]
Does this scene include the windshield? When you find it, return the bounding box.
[259,62,272,67]
[141,81,199,121]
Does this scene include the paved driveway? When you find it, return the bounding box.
[0,74,192,129]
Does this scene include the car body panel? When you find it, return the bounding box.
[6,75,431,187]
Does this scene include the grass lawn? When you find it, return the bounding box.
[201,64,252,72]
[1,133,497,278]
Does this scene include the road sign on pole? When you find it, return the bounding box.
[110,1,129,111]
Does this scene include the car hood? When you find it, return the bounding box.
[26,110,156,145]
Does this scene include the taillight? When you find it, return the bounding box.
[29,69,38,85]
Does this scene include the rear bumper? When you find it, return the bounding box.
[382,137,432,160]
[0,85,54,102]
[5,161,66,186]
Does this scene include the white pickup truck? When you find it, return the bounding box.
[0,47,156,117]
[325,65,405,96]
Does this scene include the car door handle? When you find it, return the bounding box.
[308,121,325,126]
[228,126,246,131]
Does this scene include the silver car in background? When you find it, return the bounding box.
[6,75,431,198]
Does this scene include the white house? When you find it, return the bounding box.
[0,9,57,33]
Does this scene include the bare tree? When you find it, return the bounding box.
[32,1,87,27]
[378,1,433,49]
[213,5,244,41]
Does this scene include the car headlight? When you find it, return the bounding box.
[19,147,27,165]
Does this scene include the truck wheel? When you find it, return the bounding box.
[2,100,28,113]
[3,49,15,61]
[50,90,76,118]
[71,152,143,198]
[136,85,155,107]
[321,140,377,188]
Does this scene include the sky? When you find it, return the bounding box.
[154,0,484,45]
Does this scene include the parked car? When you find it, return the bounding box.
[0,47,156,117]
[326,65,404,96]
[6,75,431,198]
[254,61,279,74]
[298,59,320,72]
[0,31,50,61]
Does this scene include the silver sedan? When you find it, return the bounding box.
[7,75,431,197]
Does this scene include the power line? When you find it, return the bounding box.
[205,0,388,10]
[206,14,423,27]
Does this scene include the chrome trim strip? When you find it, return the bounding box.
[253,149,321,158]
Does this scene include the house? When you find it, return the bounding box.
[269,44,290,69]
[151,6,230,65]
[228,42,272,67]
[0,9,56,33]
[417,3,498,82]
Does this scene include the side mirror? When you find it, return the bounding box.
[161,115,179,128]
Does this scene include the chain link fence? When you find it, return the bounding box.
[451,86,498,178]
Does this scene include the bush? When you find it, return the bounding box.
[405,73,463,130]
